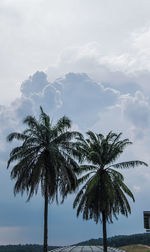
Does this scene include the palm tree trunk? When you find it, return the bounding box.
[43,186,48,252]
[102,211,107,252]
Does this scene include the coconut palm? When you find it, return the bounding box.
[73,131,148,252]
[7,107,81,252]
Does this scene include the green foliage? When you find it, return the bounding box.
[74,131,147,223]
[7,107,81,202]
[0,245,59,252]
[2,234,150,251]
[74,131,147,252]
[75,233,150,248]
[7,107,82,252]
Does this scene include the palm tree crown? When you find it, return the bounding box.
[7,107,81,252]
[73,131,148,252]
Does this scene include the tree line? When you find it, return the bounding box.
[1,233,150,252]
[0,245,58,252]
[76,233,150,247]
[7,107,148,252]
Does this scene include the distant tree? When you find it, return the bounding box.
[73,131,148,252]
[7,107,81,252]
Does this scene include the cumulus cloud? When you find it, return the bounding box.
[132,26,150,69]
[0,70,150,244]
[47,42,144,96]
[1,69,149,157]
[53,72,120,129]
[6,70,121,130]
[21,71,62,115]
[21,71,49,97]
[122,91,150,128]
[45,25,150,97]
[0,70,121,162]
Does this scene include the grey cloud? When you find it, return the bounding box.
[47,44,143,96]
[126,104,150,127]
[13,97,34,120]
[31,85,61,115]
[133,70,150,95]
[0,97,34,135]
[123,91,150,129]
[0,71,147,160]
[102,79,142,95]
[19,71,120,129]
[21,71,49,97]
[0,70,120,163]
[53,73,120,129]
[20,71,61,116]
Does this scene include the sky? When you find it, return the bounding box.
[1,0,150,246]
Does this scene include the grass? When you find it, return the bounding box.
[120,244,150,252]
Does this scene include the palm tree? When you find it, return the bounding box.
[7,107,81,252]
[73,131,148,252]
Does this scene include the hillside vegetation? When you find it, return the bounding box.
[75,233,150,247]
[0,245,58,252]
[120,244,150,252]
[0,233,150,252]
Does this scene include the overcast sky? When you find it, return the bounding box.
[1,0,150,246]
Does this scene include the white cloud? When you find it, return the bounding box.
[122,91,150,129]
[1,0,150,106]
[46,40,149,97]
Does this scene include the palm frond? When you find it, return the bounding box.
[73,130,147,227]
[111,160,148,169]
[53,116,71,135]
[86,131,98,143]
[7,132,27,142]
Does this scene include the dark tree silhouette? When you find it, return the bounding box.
[7,107,81,252]
[73,131,148,252]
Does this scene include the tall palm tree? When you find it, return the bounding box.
[7,107,81,252]
[73,131,148,252]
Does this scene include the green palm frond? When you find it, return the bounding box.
[107,168,124,181]
[23,115,38,128]
[77,171,95,186]
[86,131,98,143]
[52,131,81,146]
[7,107,84,252]
[73,130,148,226]
[39,106,50,127]
[53,116,71,135]
[7,132,27,142]
[76,164,97,175]
[111,160,148,169]
[7,107,82,203]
